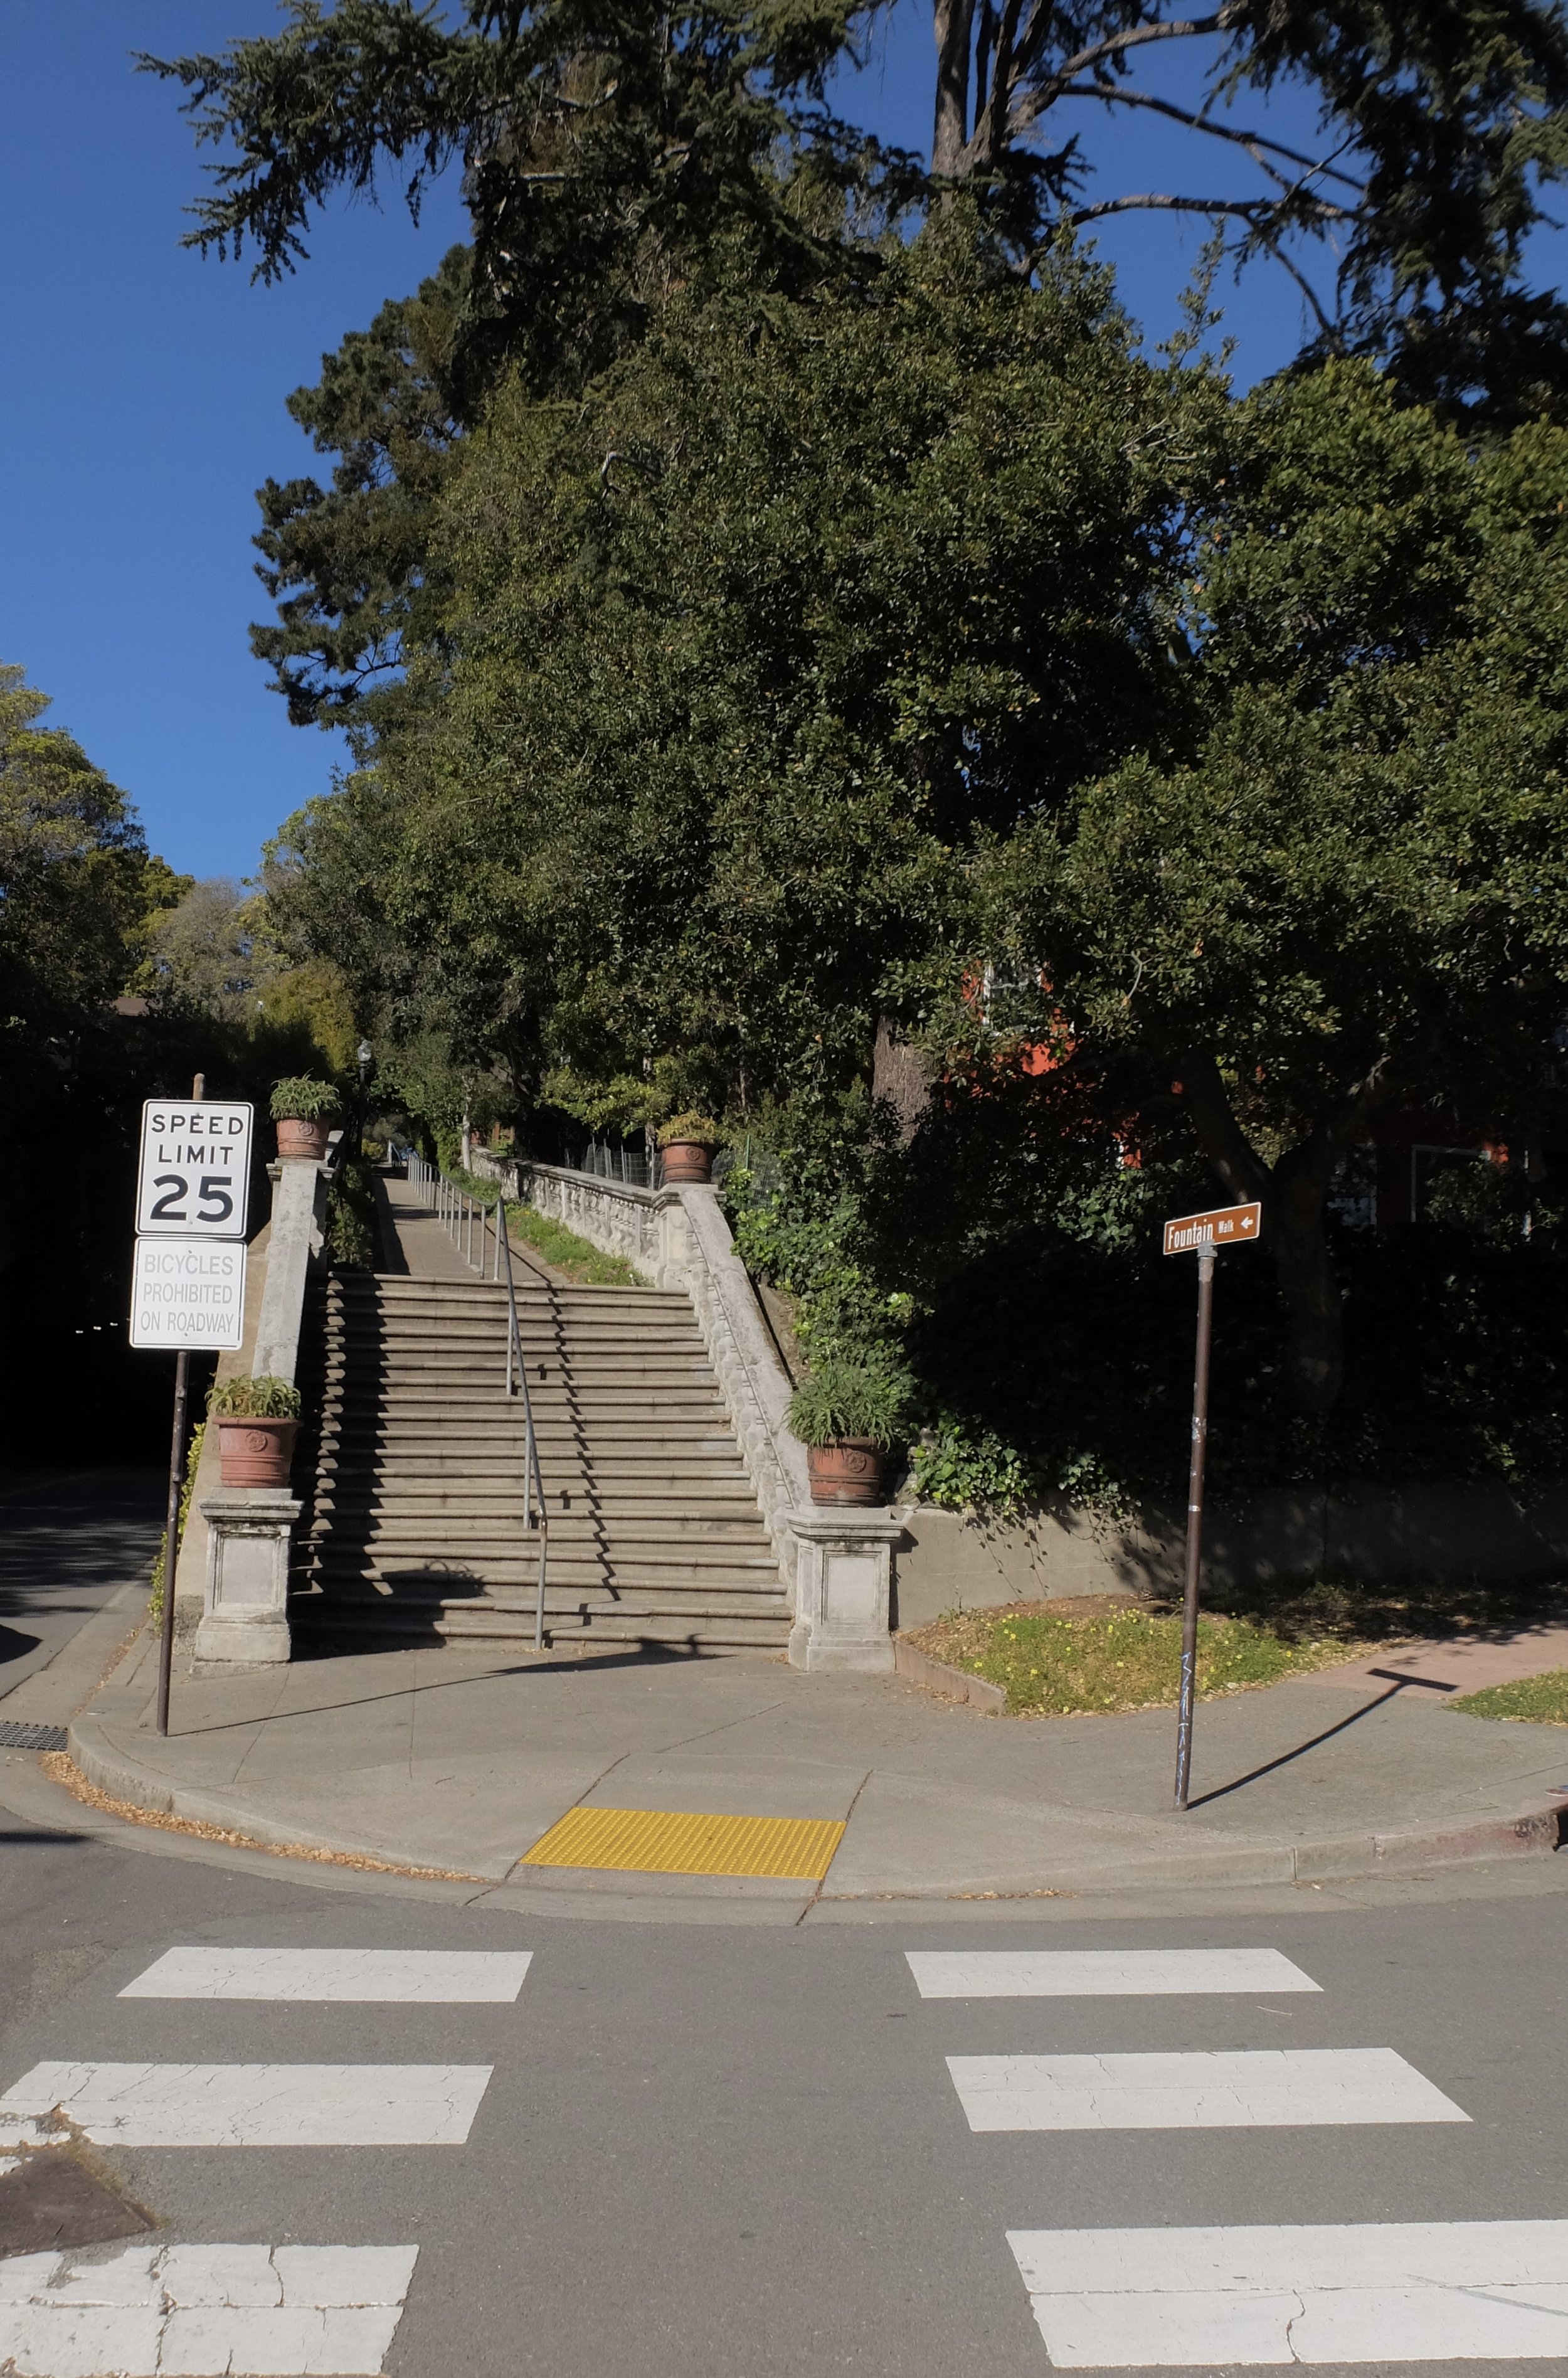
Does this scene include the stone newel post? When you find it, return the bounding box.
[194,1157,329,1668]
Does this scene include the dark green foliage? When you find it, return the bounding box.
[731,1125,1568,1512]
[253,249,470,726]
[208,1374,303,1418]
[270,1075,341,1119]
[327,226,1221,1122]
[933,0,1568,424]
[982,361,1568,1412]
[326,1154,381,1266]
[146,0,919,731]
[787,1356,908,1447]
[657,1112,721,1148]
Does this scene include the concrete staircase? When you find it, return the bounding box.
[289,1271,792,1652]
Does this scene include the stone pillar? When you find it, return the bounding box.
[193,1492,300,1665]
[785,1509,904,1672]
[251,1159,330,1383]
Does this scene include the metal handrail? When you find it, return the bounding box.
[496,1197,550,1651]
[405,1152,549,1650]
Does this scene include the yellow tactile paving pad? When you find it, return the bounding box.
[519,1805,847,1881]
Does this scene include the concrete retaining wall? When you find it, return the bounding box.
[891,1481,1568,1630]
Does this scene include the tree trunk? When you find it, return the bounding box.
[932,0,975,177]
[1176,1047,1345,1420]
[1265,1186,1343,1418]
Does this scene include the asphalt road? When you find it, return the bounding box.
[4,1797,1568,2375]
[0,1468,163,1699]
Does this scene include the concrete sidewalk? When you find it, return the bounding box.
[62,1629,1568,1912]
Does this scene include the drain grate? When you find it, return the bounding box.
[0,1721,67,1751]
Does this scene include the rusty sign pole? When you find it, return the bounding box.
[154,1071,204,1739]
[1173,1238,1216,1812]
[1160,1198,1261,1812]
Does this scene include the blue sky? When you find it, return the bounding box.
[3,4,1559,884]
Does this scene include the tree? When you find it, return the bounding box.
[0,664,153,1088]
[145,0,916,730]
[252,248,470,726]
[285,224,1223,1124]
[983,361,1568,1415]
[928,0,1568,419]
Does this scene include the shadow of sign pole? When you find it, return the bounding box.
[1162,1199,1263,1812]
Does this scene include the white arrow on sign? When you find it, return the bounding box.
[135,1100,253,1239]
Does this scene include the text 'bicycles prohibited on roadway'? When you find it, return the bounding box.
[129,1237,247,1351]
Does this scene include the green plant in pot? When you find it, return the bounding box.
[209,1374,303,1489]
[656,1112,722,1186]
[787,1359,905,1505]
[270,1076,341,1162]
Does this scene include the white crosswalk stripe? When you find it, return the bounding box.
[1007,2221,1568,2365]
[0,1933,523,2372]
[0,2240,418,2377]
[947,2047,1469,2131]
[907,1948,1320,1997]
[0,2061,493,2148]
[120,1946,533,2002]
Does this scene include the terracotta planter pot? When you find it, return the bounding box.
[275,1115,335,1161]
[660,1141,714,1185]
[807,1438,886,1505]
[215,1415,299,1490]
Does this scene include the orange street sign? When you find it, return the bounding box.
[1163,1201,1263,1256]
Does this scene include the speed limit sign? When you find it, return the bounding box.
[135,1098,254,1238]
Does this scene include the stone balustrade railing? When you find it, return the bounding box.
[473,1150,901,1670]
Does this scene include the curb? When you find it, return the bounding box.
[66,1712,1566,1902]
[893,1635,1007,1712]
[65,1714,511,1884]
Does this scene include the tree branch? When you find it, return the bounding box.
[1018,12,1227,97]
[968,0,1031,173]
[1173,1046,1271,1207]
[1051,82,1363,196]
[1065,189,1354,228]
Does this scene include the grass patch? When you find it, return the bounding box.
[909,1598,1366,1717]
[1449,1668,1568,1726]
[505,1201,645,1289]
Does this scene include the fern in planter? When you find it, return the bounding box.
[208,1375,302,1420]
[787,1360,906,1448]
[269,1076,340,1121]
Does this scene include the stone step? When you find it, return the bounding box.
[309,1452,751,1480]
[309,1502,766,1522]
[304,1542,779,1577]
[334,1285,687,1314]
[298,1254,785,1654]
[292,1606,791,1650]
[326,1331,704,1351]
[304,1510,770,1545]
[304,1552,776,1586]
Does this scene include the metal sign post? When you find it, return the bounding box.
[132,1078,254,1737]
[1163,1199,1263,1810]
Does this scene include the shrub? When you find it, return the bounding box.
[787,1358,907,1449]
[658,1112,722,1149]
[208,1374,302,1420]
[270,1076,340,1121]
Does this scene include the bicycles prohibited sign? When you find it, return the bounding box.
[135,1099,253,1238]
[129,1097,252,1350]
[129,1236,246,1350]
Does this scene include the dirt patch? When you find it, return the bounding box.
[0,2148,155,2259]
